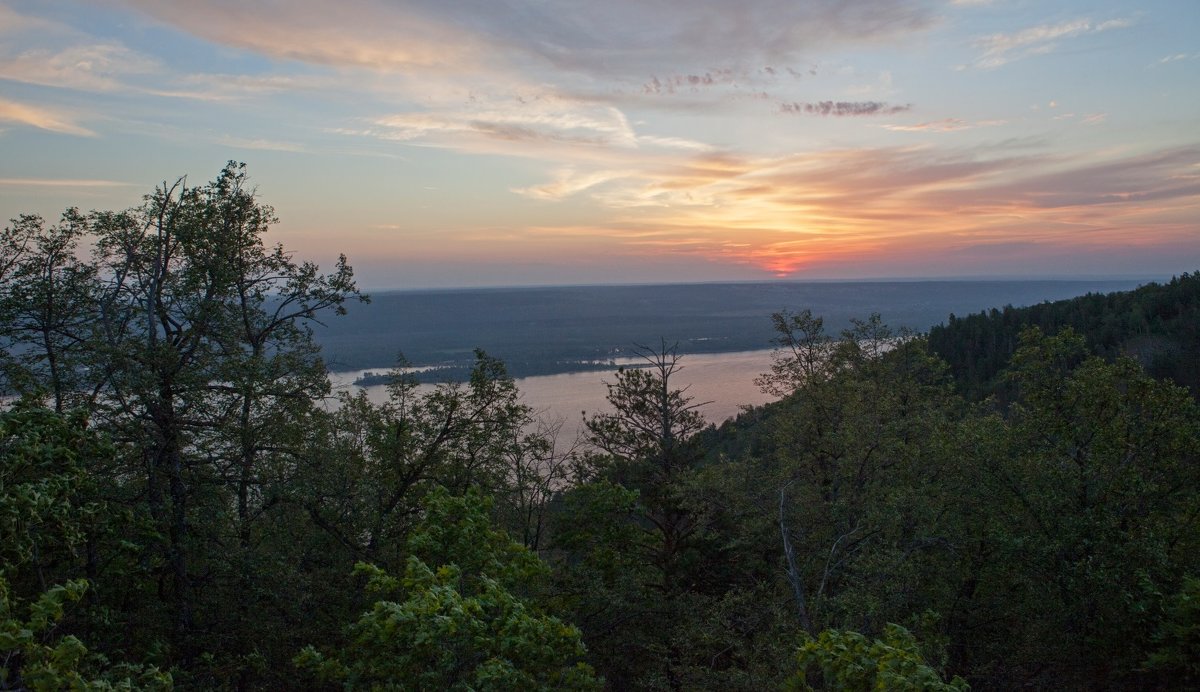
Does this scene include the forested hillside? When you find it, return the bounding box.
[929,273,1200,400]
[2,167,1197,690]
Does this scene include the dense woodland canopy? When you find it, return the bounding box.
[2,165,1198,690]
[929,273,1200,401]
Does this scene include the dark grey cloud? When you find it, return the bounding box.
[643,69,737,95]
[781,100,911,116]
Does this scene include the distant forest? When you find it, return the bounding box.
[2,166,1197,690]
[312,279,1142,381]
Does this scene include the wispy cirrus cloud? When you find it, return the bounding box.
[921,145,1200,211]
[346,91,714,162]
[0,97,95,136]
[513,169,637,201]
[0,5,325,104]
[367,101,637,151]
[969,17,1133,69]
[118,0,940,81]
[0,3,67,35]
[1155,53,1199,66]
[0,177,134,188]
[1048,112,1108,126]
[781,100,911,116]
[884,118,1006,132]
[0,43,161,92]
[118,0,478,71]
[150,73,341,102]
[216,135,306,152]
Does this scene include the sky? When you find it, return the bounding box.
[0,0,1197,289]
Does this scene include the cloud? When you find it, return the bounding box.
[513,142,1200,277]
[636,135,714,153]
[0,98,95,136]
[1156,53,1198,65]
[368,98,639,154]
[217,135,306,152]
[0,4,68,36]
[922,145,1200,210]
[884,118,1005,132]
[781,101,911,116]
[118,0,479,71]
[971,17,1133,68]
[513,169,635,200]
[1046,112,1107,126]
[642,70,740,95]
[149,73,340,102]
[0,43,161,92]
[0,178,134,187]
[118,0,940,80]
[0,34,323,104]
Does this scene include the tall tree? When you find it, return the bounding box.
[585,341,709,594]
[1,163,365,681]
[0,210,100,411]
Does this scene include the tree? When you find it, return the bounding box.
[559,343,726,688]
[755,309,837,396]
[1145,575,1200,685]
[0,405,170,690]
[1,163,366,684]
[950,327,1200,686]
[585,341,709,593]
[0,211,100,411]
[297,351,543,572]
[72,163,365,674]
[788,624,967,692]
[296,488,598,691]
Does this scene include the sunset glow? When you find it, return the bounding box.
[1,0,1197,287]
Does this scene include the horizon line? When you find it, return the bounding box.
[357,273,1169,295]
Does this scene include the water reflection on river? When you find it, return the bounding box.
[328,349,778,435]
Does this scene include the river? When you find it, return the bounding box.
[328,349,778,435]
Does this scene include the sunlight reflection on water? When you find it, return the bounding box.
[327,349,778,436]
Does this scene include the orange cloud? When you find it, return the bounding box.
[0,97,95,136]
[512,144,1200,277]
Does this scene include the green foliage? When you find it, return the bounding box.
[298,350,554,574]
[929,272,1200,400]
[0,406,103,574]
[547,481,658,688]
[1145,575,1200,683]
[297,488,598,690]
[934,326,1200,686]
[0,407,169,689]
[740,315,961,632]
[0,577,172,690]
[788,624,967,691]
[4,171,1195,689]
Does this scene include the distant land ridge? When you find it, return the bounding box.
[312,279,1143,381]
